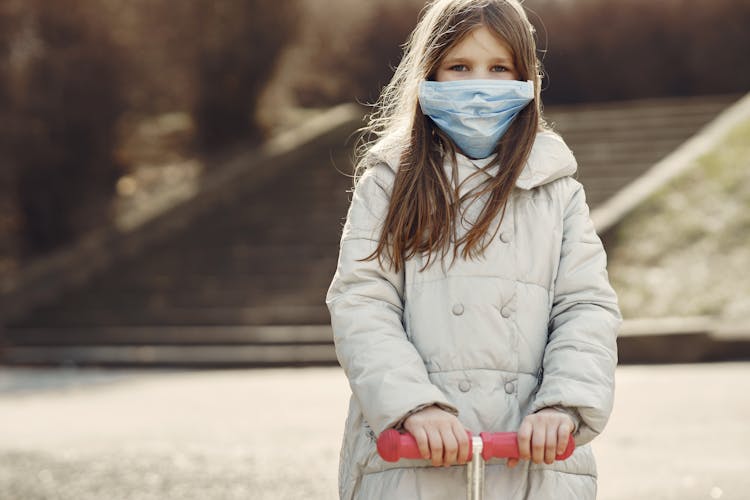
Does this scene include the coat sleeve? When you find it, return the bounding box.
[325,164,459,437]
[528,179,622,446]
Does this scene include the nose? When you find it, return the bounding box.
[468,69,516,80]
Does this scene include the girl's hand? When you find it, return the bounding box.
[403,404,471,467]
[507,407,575,468]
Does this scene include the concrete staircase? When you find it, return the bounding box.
[0,93,743,367]
[545,93,742,207]
[0,117,357,367]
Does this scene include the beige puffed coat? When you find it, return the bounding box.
[325,129,622,500]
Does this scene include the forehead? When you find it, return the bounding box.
[442,25,514,62]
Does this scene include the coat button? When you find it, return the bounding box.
[452,303,464,315]
[504,381,515,394]
[498,231,512,243]
[500,306,512,318]
[459,380,471,392]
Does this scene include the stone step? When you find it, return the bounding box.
[2,318,749,367]
[152,249,339,266]
[23,287,325,313]
[6,305,331,328]
[568,137,694,155]
[574,153,675,170]
[571,177,643,196]
[0,344,338,367]
[0,325,337,367]
[545,94,738,120]
[558,123,709,141]
[86,270,336,295]
[2,325,333,345]
[108,256,337,278]
[575,159,668,172]
[550,112,724,134]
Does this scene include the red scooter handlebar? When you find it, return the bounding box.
[377,429,575,463]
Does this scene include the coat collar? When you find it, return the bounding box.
[369,129,578,190]
[454,130,578,189]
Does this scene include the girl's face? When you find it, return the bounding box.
[434,25,519,82]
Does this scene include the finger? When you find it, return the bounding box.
[413,427,430,461]
[544,423,558,464]
[453,423,470,464]
[557,420,572,456]
[530,421,546,464]
[507,457,518,468]
[426,428,444,467]
[440,425,458,467]
[517,419,533,460]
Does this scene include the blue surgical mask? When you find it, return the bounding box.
[418,78,535,159]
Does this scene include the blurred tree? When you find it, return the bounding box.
[1,0,126,258]
[276,0,750,109]
[93,0,201,115]
[287,0,424,108]
[192,0,301,152]
[0,0,305,265]
[2,0,747,267]
[526,0,750,103]
[0,1,19,275]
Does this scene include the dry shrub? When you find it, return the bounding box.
[524,0,750,103]
[0,2,19,274]
[272,0,750,109]
[1,0,126,258]
[191,0,301,152]
[92,0,203,114]
[255,0,424,120]
[293,0,424,107]
[0,0,302,262]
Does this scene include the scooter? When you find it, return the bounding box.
[377,429,575,500]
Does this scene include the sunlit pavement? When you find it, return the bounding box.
[0,362,747,500]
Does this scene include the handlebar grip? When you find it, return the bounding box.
[479,431,575,461]
[377,428,474,462]
[377,429,575,462]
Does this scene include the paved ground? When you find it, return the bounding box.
[0,362,747,500]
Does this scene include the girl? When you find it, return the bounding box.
[325,0,622,498]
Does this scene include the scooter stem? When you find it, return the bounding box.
[467,435,484,500]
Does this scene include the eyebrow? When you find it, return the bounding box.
[442,56,513,65]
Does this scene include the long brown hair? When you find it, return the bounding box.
[353,0,551,274]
